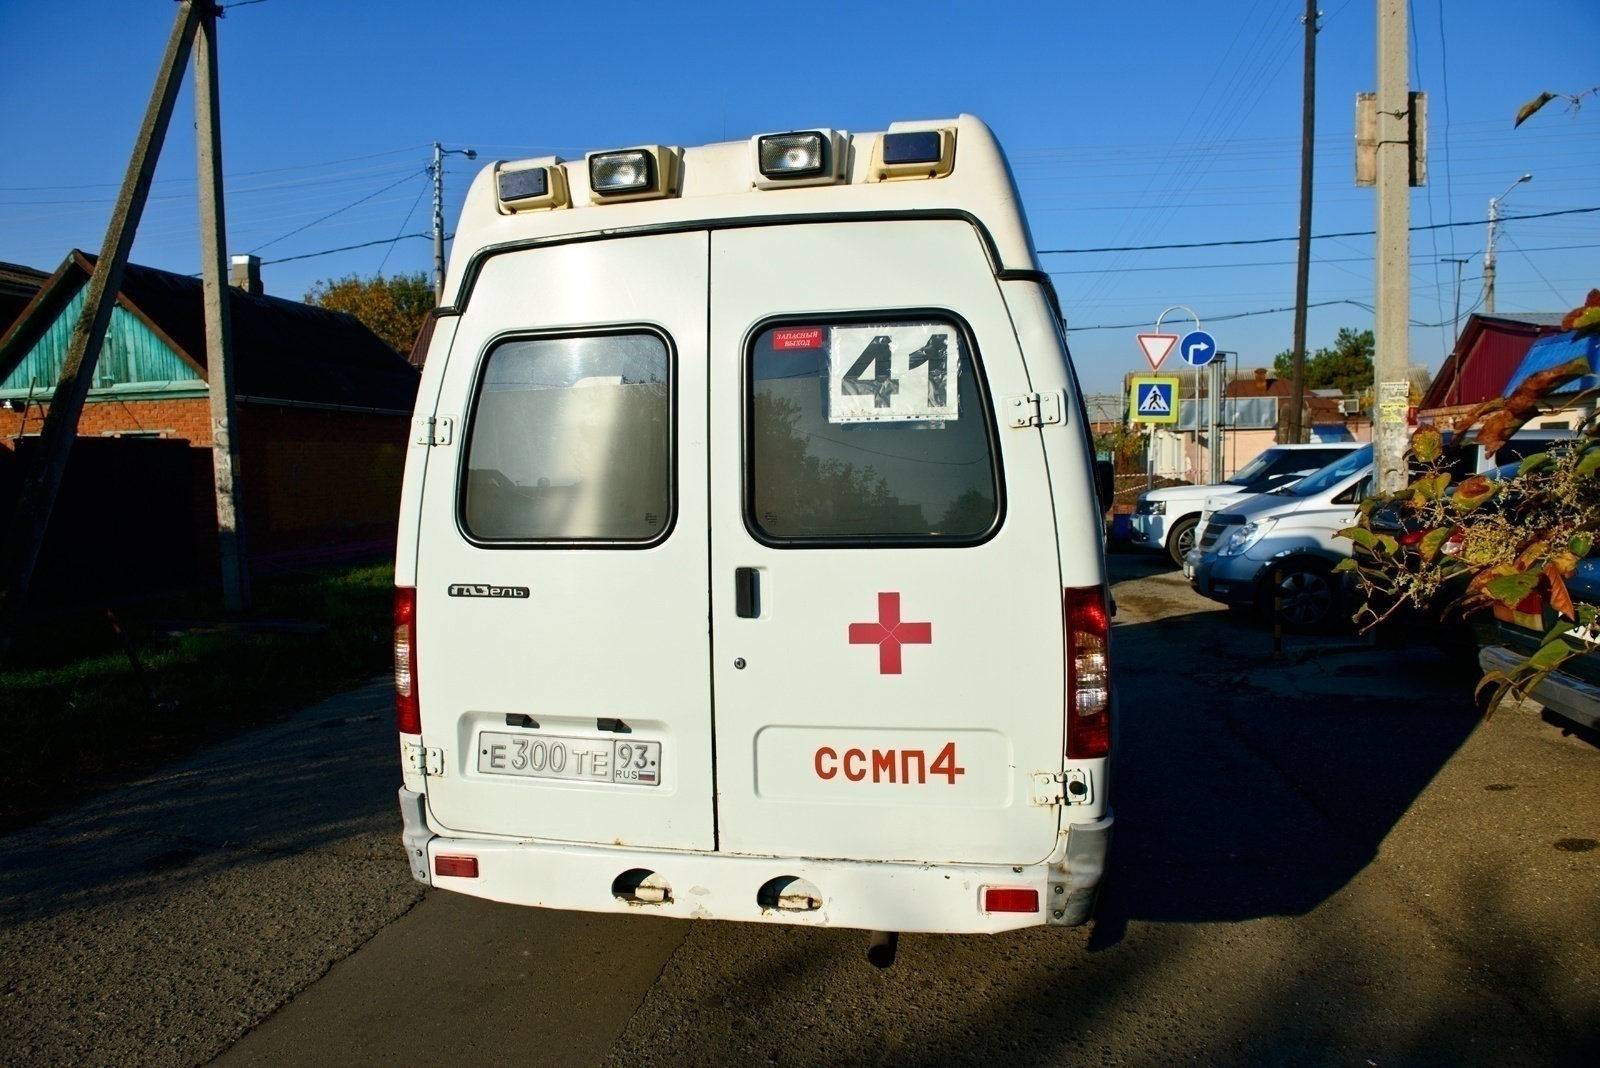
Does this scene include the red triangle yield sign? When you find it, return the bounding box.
[1137,333,1178,371]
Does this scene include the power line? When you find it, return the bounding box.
[259,234,428,266]
[1047,242,1600,275]
[1065,298,1368,331]
[1036,205,1600,254]
[378,177,431,274]
[1064,293,1501,334]
[1499,232,1572,306]
[247,169,424,254]
[0,145,430,193]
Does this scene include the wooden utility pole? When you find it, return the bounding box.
[195,1,250,611]
[1373,0,1411,493]
[1286,0,1318,444]
[0,1,202,661]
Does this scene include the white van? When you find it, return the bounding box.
[393,116,1114,950]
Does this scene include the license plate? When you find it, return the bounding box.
[476,732,660,786]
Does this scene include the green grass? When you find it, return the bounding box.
[0,562,394,831]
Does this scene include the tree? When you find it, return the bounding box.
[1272,327,1375,394]
[1339,290,1600,714]
[304,272,432,357]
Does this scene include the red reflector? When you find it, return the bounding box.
[395,586,419,734]
[1397,529,1425,546]
[984,887,1039,913]
[434,855,478,879]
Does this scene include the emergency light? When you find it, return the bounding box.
[586,145,680,201]
[750,129,847,189]
[883,131,942,165]
[869,126,955,182]
[494,158,570,213]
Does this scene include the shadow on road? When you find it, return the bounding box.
[1093,601,1482,937]
[607,556,1597,1067]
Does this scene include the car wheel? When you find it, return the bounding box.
[1273,560,1337,629]
[1166,517,1199,568]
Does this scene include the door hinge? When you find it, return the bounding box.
[405,743,446,776]
[1031,769,1093,807]
[413,415,454,446]
[1004,391,1064,428]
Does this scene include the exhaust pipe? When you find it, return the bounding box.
[866,930,899,969]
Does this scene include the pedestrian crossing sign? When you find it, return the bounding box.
[1129,376,1179,424]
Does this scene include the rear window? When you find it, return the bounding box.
[747,316,1001,543]
[461,331,672,543]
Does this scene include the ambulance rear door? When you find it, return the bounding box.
[414,232,715,851]
[708,219,1067,865]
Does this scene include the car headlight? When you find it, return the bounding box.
[1138,499,1165,515]
[1220,518,1275,557]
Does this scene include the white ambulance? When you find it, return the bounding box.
[394,115,1115,956]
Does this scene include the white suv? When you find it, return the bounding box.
[1130,443,1363,566]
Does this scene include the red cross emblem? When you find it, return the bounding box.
[849,592,932,675]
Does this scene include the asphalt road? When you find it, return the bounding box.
[2,555,1596,1066]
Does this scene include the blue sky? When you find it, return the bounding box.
[2,0,1597,393]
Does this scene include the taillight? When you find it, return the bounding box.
[1065,586,1111,759]
[1441,530,1465,556]
[1397,529,1426,546]
[394,586,419,734]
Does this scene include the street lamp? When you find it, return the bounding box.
[430,143,478,302]
[1485,172,1531,315]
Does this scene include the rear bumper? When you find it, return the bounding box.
[1479,645,1600,731]
[398,787,1111,934]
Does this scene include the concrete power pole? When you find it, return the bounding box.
[429,142,477,303]
[1372,0,1412,494]
[1485,173,1532,315]
[430,143,445,302]
[0,0,202,662]
[1287,0,1319,445]
[195,1,250,612]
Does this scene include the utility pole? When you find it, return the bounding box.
[0,0,202,661]
[1442,255,1470,405]
[195,1,249,612]
[1373,0,1411,494]
[1287,0,1319,445]
[429,142,477,303]
[1485,173,1532,315]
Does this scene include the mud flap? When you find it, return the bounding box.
[399,787,434,886]
[1047,814,1113,926]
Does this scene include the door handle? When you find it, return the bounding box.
[735,568,760,618]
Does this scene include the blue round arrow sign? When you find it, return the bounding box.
[1178,330,1216,367]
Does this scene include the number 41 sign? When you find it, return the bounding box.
[828,324,960,424]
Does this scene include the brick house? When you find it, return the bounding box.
[0,250,420,597]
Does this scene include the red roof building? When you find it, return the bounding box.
[1419,312,1567,419]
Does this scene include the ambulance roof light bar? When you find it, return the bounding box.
[750,129,848,189]
[868,125,956,183]
[494,157,570,214]
[586,145,681,202]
